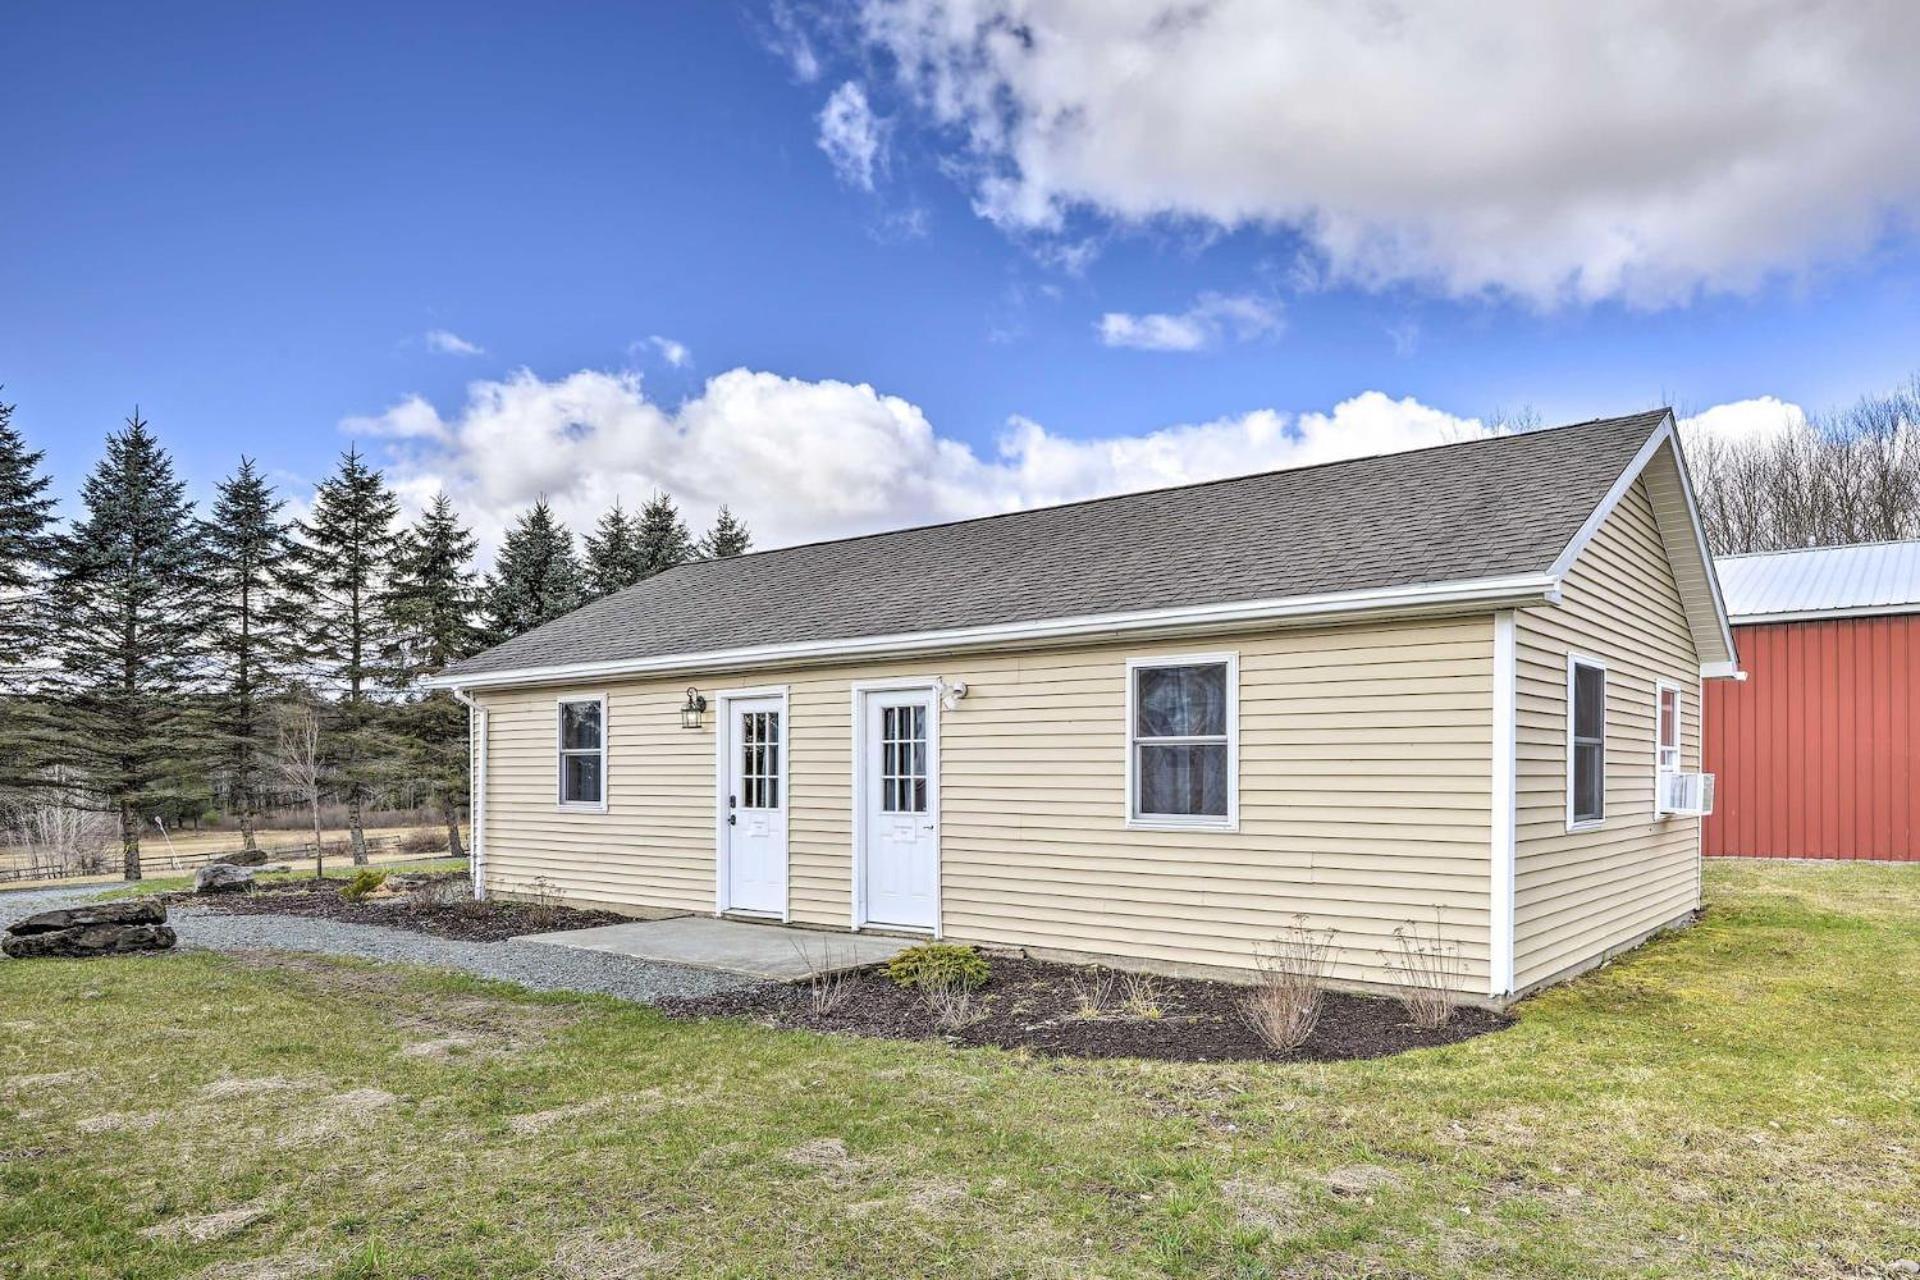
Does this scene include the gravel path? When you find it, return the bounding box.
[0,885,755,1004]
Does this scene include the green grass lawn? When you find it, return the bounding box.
[3,861,1916,1279]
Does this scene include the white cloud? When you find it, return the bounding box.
[765,1,822,82]
[853,0,1920,306]
[818,81,885,191]
[1678,396,1808,451]
[350,367,1503,563]
[423,329,484,357]
[645,335,692,368]
[1098,292,1280,352]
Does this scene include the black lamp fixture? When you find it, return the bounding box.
[680,687,707,730]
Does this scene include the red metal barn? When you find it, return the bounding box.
[1705,541,1920,860]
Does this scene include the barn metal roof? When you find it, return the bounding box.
[1716,540,1920,624]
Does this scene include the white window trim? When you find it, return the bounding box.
[1654,679,1683,818]
[554,692,609,813]
[1125,651,1240,832]
[1565,654,1606,832]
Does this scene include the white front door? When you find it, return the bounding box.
[725,697,786,915]
[862,688,938,931]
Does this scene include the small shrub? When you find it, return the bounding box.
[522,876,562,929]
[1243,917,1335,1052]
[1120,972,1163,1020]
[926,984,985,1032]
[886,943,989,993]
[791,940,857,1016]
[1385,912,1462,1030]
[1071,966,1117,1018]
[341,869,389,902]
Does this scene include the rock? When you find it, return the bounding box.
[2,923,177,959]
[195,864,254,895]
[7,899,165,936]
[211,848,270,868]
[1886,1261,1919,1275]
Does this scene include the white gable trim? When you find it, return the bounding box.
[1545,413,1740,678]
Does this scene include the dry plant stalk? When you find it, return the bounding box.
[791,940,857,1016]
[925,983,984,1032]
[1242,917,1335,1052]
[1120,971,1163,1020]
[1072,966,1117,1019]
[1387,912,1462,1030]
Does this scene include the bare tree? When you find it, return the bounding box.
[1689,378,1920,553]
[272,699,326,881]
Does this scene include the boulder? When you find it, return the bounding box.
[2,923,177,959]
[7,899,166,936]
[194,864,254,895]
[211,848,270,868]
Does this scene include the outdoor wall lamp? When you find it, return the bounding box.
[680,687,708,730]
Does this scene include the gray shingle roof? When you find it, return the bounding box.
[445,409,1668,678]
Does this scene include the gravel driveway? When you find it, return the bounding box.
[0,885,754,1004]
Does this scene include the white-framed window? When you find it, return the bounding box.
[1566,655,1606,830]
[1126,653,1238,830]
[1655,681,1683,776]
[556,694,608,810]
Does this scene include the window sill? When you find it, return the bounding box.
[1127,817,1238,834]
[555,802,609,815]
[1565,818,1605,834]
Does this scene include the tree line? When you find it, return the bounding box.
[0,397,749,880]
[1690,377,1920,554]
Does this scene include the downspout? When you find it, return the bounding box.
[1489,611,1518,1001]
[448,686,488,902]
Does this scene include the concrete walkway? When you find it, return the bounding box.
[516,915,914,980]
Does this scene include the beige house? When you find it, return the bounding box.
[431,410,1739,1002]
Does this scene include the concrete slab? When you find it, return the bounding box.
[512,915,914,980]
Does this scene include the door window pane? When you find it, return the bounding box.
[739,711,781,810]
[879,700,927,814]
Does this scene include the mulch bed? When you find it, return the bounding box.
[661,955,1510,1063]
[173,873,628,943]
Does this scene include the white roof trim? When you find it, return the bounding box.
[429,571,1559,691]
[1547,413,1740,675]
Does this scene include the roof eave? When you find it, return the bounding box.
[427,571,1560,692]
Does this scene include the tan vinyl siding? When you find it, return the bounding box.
[474,616,1495,991]
[1512,477,1703,991]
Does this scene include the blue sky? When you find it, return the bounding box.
[6,2,1918,554]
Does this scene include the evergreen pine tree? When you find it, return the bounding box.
[583,500,645,598]
[634,490,695,579]
[0,395,57,691]
[696,504,752,559]
[480,499,582,643]
[388,492,480,857]
[205,458,295,852]
[285,446,400,865]
[0,396,59,794]
[46,412,213,880]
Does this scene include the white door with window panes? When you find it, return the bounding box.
[862,689,937,930]
[725,697,786,915]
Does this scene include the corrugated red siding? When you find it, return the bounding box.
[1704,615,1920,859]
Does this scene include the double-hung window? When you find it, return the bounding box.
[1127,654,1238,828]
[1654,681,1682,814]
[1566,657,1606,829]
[557,696,607,809]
